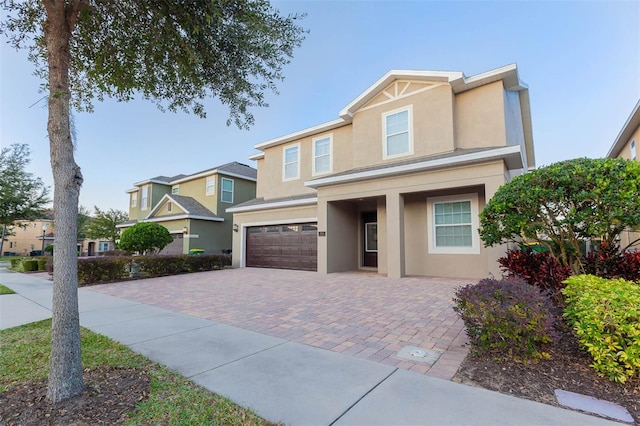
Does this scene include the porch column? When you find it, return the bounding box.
[317,198,328,274]
[386,192,405,278]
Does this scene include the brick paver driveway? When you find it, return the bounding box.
[90,268,472,379]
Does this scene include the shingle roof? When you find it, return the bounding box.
[168,195,220,219]
[205,161,257,180]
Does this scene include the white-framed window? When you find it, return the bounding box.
[427,193,480,254]
[167,202,172,212]
[631,140,637,160]
[205,176,215,195]
[221,178,234,203]
[131,192,137,208]
[140,185,149,211]
[283,143,300,181]
[98,242,110,252]
[383,106,413,159]
[172,185,179,194]
[313,135,332,175]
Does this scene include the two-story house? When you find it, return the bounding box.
[606,99,639,250]
[2,218,54,256]
[118,162,257,255]
[228,64,535,279]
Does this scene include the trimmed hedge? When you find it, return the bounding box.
[453,277,555,361]
[563,275,640,383]
[76,254,231,285]
[22,260,39,272]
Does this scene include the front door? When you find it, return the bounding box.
[361,211,378,267]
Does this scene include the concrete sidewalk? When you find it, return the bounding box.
[0,268,623,425]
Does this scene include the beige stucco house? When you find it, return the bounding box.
[228,64,535,279]
[607,99,639,250]
[2,218,54,256]
[118,162,256,255]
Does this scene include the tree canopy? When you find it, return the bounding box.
[1,0,306,403]
[85,206,127,244]
[479,157,640,272]
[118,222,173,255]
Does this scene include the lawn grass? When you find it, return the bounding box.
[0,320,273,425]
[0,284,15,295]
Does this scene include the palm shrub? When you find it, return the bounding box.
[453,277,556,360]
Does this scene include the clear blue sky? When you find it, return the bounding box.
[1,0,638,213]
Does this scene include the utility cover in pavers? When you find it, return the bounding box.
[395,346,442,364]
[334,369,621,426]
[130,324,286,378]
[555,389,634,423]
[191,341,395,426]
[87,314,215,345]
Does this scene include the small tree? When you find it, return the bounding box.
[0,144,50,255]
[85,206,127,245]
[480,158,640,274]
[119,222,173,255]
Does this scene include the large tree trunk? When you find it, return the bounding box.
[44,0,85,403]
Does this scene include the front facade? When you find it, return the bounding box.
[229,65,535,279]
[2,218,54,256]
[118,162,257,255]
[606,100,640,250]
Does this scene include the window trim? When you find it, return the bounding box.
[221,177,234,203]
[140,185,149,211]
[282,143,300,181]
[205,176,216,195]
[172,185,179,194]
[631,140,637,160]
[131,192,138,208]
[312,134,333,176]
[426,193,480,254]
[382,105,413,160]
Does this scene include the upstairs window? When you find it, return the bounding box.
[172,185,179,194]
[283,144,300,181]
[140,185,149,211]
[313,135,332,175]
[383,106,413,159]
[206,176,215,195]
[131,192,137,208]
[221,178,234,203]
[632,140,637,160]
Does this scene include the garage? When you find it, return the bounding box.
[159,233,184,255]
[246,223,317,271]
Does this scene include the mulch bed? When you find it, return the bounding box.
[0,366,150,425]
[454,319,639,424]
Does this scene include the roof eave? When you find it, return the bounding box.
[607,100,640,158]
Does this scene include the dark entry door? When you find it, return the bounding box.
[361,212,378,267]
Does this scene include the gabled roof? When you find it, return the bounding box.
[252,64,534,169]
[607,100,640,158]
[132,161,257,187]
[144,194,223,222]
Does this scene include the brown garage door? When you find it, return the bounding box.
[159,234,183,255]
[246,223,317,271]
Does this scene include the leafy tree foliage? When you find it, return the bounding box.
[2,0,305,402]
[118,222,173,255]
[77,205,91,240]
[480,158,640,273]
[0,143,50,255]
[85,206,127,244]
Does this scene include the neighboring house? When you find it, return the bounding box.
[82,239,115,256]
[228,64,535,279]
[118,162,257,255]
[2,218,54,256]
[606,99,640,250]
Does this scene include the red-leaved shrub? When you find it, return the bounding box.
[583,242,640,282]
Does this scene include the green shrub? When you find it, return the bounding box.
[37,259,47,271]
[77,257,130,285]
[453,277,555,360]
[44,244,53,254]
[10,258,21,269]
[22,259,39,272]
[563,275,640,383]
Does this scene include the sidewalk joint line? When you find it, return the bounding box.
[187,341,289,378]
[328,367,398,426]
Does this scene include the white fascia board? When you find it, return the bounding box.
[125,188,138,193]
[216,170,257,182]
[226,197,318,214]
[305,146,523,189]
[249,152,264,161]
[254,119,347,150]
[340,69,461,119]
[144,194,174,219]
[607,100,640,158]
[170,169,218,185]
[142,215,224,223]
[133,179,171,186]
[116,223,135,228]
